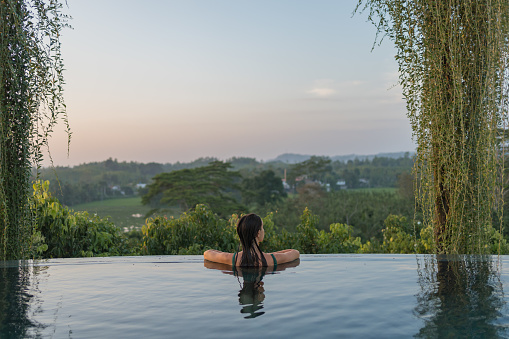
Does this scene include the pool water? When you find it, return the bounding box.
[1,254,508,338]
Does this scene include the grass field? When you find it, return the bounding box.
[72,197,154,231]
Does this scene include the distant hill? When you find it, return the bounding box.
[268,152,414,164]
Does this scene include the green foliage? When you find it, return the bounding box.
[397,171,414,200]
[287,156,333,188]
[123,229,143,255]
[142,161,245,217]
[260,208,366,254]
[264,189,415,241]
[330,155,414,189]
[141,205,369,255]
[360,214,508,255]
[318,223,363,254]
[417,224,434,254]
[241,170,286,208]
[295,208,320,254]
[142,204,238,255]
[28,182,509,256]
[36,155,414,210]
[72,197,154,231]
[359,238,382,254]
[0,0,69,260]
[487,227,509,255]
[257,212,281,252]
[358,0,509,254]
[36,158,166,206]
[32,181,129,258]
[381,215,415,254]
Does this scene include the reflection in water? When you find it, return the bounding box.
[204,259,299,319]
[0,262,45,338]
[415,255,507,338]
[236,266,267,318]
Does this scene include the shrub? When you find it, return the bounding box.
[142,204,237,255]
[381,214,416,254]
[318,223,363,253]
[32,181,129,258]
[295,208,320,254]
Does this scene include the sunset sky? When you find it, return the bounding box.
[48,0,415,167]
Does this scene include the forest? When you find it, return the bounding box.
[28,153,509,258]
[37,153,413,206]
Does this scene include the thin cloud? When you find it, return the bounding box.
[307,79,337,98]
[307,79,365,98]
[308,87,336,97]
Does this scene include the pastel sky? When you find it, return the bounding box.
[47,0,415,166]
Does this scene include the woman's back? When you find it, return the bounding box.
[203,213,299,266]
[232,251,278,267]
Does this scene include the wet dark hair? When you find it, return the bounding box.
[237,214,267,267]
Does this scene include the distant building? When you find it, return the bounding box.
[336,180,347,189]
[111,185,125,195]
[359,178,370,186]
[295,175,307,182]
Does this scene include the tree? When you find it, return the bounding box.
[358,0,509,254]
[241,170,287,207]
[0,0,69,259]
[342,168,360,189]
[142,161,244,217]
[287,156,333,189]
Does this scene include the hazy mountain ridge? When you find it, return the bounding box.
[268,152,414,164]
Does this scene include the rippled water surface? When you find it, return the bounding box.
[1,254,509,338]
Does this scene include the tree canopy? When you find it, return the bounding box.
[287,156,334,188]
[142,161,244,217]
[241,169,287,207]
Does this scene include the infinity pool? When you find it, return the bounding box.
[1,254,508,338]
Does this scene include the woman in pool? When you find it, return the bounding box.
[203,213,299,267]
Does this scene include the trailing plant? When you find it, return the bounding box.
[0,0,70,259]
[357,0,509,253]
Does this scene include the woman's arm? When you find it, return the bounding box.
[273,249,295,254]
[272,249,300,264]
[203,249,234,265]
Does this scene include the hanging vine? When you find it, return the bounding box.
[357,0,509,254]
[0,0,69,260]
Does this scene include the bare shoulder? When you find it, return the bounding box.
[203,249,234,265]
